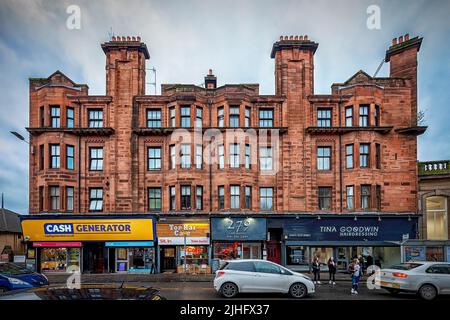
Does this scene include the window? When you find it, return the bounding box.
[195,107,203,128]
[66,187,74,211]
[196,186,203,210]
[245,186,252,209]
[230,185,240,209]
[218,186,225,209]
[346,186,354,210]
[180,144,191,168]
[259,109,273,127]
[374,105,380,126]
[375,143,381,169]
[426,196,448,240]
[170,107,176,127]
[50,186,60,211]
[49,144,60,169]
[245,144,251,169]
[318,187,332,210]
[260,146,273,171]
[376,185,381,210]
[260,187,273,210]
[317,146,331,171]
[245,107,251,127]
[254,261,282,274]
[88,109,103,128]
[196,144,202,169]
[39,144,44,170]
[346,144,354,169]
[224,261,255,272]
[39,186,44,211]
[169,186,176,210]
[360,185,371,209]
[345,107,353,127]
[147,147,161,170]
[67,107,74,128]
[359,105,369,127]
[218,144,224,169]
[170,145,175,169]
[229,106,240,128]
[89,147,103,171]
[66,145,74,170]
[360,143,370,168]
[50,106,60,128]
[39,106,45,127]
[146,109,162,128]
[426,264,450,274]
[217,107,224,127]
[89,188,103,211]
[229,143,240,168]
[181,185,191,210]
[317,109,332,127]
[148,188,162,211]
[181,106,191,128]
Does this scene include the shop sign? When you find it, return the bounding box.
[211,218,267,241]
[157,222,210,245]
[283,217,417,241]
[21,218,155,242]
[105,241,154,247]
[33,242,82,247]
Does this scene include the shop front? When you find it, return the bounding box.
[401,240,450,262]
[21,215,155,274]
[211,217,267,262]
[156,219,210,274]
[279,216,418,272]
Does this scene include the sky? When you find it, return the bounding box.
[0,0,449,214]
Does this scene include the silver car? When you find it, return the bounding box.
[380,261,450,300]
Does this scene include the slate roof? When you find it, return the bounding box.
[0,208,22,233]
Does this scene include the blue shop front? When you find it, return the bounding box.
[270,216,419,272]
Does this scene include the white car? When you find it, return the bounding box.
[213,259,315,298]
[380,261,450,300]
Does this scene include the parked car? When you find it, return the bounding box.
[213,259,315,298]
[0,262,49,293]
[380,261,450,300]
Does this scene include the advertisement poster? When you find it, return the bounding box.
[405,246,426,261]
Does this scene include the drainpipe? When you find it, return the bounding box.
[338,90,343,212]
[77,97,82,213]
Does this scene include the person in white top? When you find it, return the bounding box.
[351,258,361,294]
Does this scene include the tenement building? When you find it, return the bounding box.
[21,34,427,274]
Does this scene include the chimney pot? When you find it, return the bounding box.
[122,36,126,41]
[132,36,136,41]
[279,36,283,40]
[289,35,293,40]
[398,35,403,43]
[304,35,308,40]
[209,69,212,75]
[111,36,116,41]
[137,36,141,42]
[405,33,410,41]
[392,38,397,46]
[284,36,289,40]
[299,35,303,40]
[127,36,131,41]
[294,35,298,40]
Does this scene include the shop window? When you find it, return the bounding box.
[148,188,162,211]
[195,107,203,128]
[426,196,448,240]
[317,146,331,171]
[169,107,176,127]
[259,109,273,127]
[229,106,240,128]
[345,144,354,169]
[218,186,225,209]
[89,147,103,171]
[146,109,162,128]
[260,146,273,171]
[245,107,251,127]
[180,144,191,168]
[66,107,74,128]
[66,145,74,170]
[318,187,332,210]
[170,145,176,169]
[66,187,74,211]
[50,186,60,211]
[180,105,191,128]
[49,144,60,169]
[245,186,252,209]
[129,248,155,272]
[147,146,161,170]
[245,144,251,169]
[88,109,103,128]
[286,246,309,267]
[40,248,80,272]
[317,108,332,127]
[425,247,444,261]
[360,185,371,209]
[169,186,176,210]
[346,186,354,210]
[181,185,191,210]
[345,106,353,127]
[195,144,202,169]
[230,185,240,209]
[260,187,273,210]
[178,246,209,273]
[359,143,370,168]
[229,143,240,168]
[218,144,224,169]
[89,188,103,211]
[196,186,203,210]
[217,107,224,127]
[50,106,60,128]
[359,105,369,127]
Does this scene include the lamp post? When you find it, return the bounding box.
[10,131,29,144]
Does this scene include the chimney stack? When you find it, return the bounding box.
[205,69,217,90]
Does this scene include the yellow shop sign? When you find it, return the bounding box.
[21,218,154,242]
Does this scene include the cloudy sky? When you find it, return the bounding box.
[0,0,449,214]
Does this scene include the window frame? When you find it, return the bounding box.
[259,108,274,127]
[245,186,252,209]
[260,187,273,211]
[317,146,331,171]
[180,105,191,128]
[195,144,203,169]
[66,145,75,170]
[89,188,103,212]
[359,143,370,168]
[88,109,104,128]
[180,185,191,210]
[245,107,251,127]
[50,106,60,128]
[217,107,224,128]
[229,106,240,128]
[345,144,354,169]
[180,144,191,169]
[169,107,176,127]
[375,143,381,169]
[218,186,225,210]
[259,146,273,171]
[146,108,162,128]
[229,143,240,168]
[196,186,203,210]
[169,186,176,211]
[49,186,60,211]
[230,185,240,209]
[346,185,354,210]
[49,144,60,169]
[66,186,74,211]
[359,105,369,127]
[148,187,162,211]
[147,146,162,171]
[89,147,104,171]
[195,107,203,128]
[66,107,74,128]
[245,144,251,169]
[345,106,353,127]
[218,144,225,169]
[317,108,332,127]
[318,187,332,210]
[360,185,371,210]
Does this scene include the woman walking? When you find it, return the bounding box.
[327,257,337,285]
[351,258,361,294]
[311,257,321,284]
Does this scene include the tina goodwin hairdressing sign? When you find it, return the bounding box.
[283,217,417,241]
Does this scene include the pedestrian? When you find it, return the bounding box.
[327,257,337,285]
[311,256,321,284]
[351,258,361,295]
[358,255,365,276]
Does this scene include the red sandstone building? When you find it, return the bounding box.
[21,34,426,274]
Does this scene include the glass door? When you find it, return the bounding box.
[115,248,129,272]
[336,247,349,272]
[242,243,261,259]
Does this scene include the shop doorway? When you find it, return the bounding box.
[83,243,105,273]
[161,246,176,272]
[336,247,350,271]
[266,241,281,264]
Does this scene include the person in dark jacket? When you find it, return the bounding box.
[327,257,337,285]
[311,257,321,284]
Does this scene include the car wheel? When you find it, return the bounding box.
[418,284,437,301]
[220,282,239,298]
[289,282,308,299]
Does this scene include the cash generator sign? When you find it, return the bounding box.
[21,219,154,241]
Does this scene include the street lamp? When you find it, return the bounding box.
[10,131,29,144]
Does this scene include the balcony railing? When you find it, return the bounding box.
[418,160,450,176]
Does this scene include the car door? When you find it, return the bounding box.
[226,261,259,292]
[253,261,289,293]
[426,264,450,294]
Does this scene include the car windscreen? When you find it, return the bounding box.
[388,263,422,270]
[225,261,255,272]
[0,263,33,275]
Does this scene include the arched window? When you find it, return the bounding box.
[426,196,448,240]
